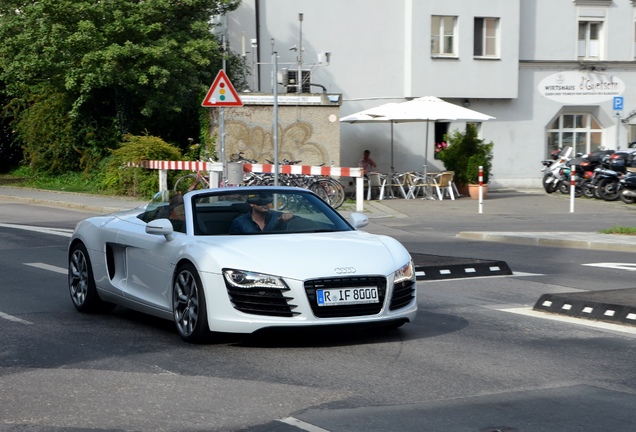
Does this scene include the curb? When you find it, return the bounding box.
[457,231,636,253]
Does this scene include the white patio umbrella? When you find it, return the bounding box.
[340,96,495,173]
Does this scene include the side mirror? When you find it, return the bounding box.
[349,212,369,229]
[146,218,175,241]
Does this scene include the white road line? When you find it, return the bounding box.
[25,263,67,275]
[583,262,636,272]
[0,311,32,325]
[499,307,636,336]
[278,417,331,432]
[0,222,73,238]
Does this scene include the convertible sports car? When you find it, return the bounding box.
[68,186,417,342]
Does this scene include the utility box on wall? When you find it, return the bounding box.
[220,93,343,168]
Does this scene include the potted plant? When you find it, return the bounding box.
[436,124,493,198]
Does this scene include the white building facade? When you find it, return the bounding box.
[227,0,636,189]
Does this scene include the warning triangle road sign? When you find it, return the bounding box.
[201,70,243,107]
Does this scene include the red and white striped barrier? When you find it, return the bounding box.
[242,163,363,178]
[133,160,216,171]
[130,160,366,211]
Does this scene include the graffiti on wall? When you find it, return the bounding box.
[224,120,331,165]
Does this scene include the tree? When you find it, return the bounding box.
[0,0,241,173]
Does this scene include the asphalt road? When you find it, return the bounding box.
[1,188,636,431]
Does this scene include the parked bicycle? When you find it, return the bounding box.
[265,159,346,209]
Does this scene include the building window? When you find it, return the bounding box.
[546,114,603,157]
[578,21,602,59]
[474,17,499,57]
[431,15,457,57]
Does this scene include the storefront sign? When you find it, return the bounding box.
[538,71,625,104]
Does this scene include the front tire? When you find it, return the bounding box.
[173,263,210,343]
[68,243,113,313]
[542,173,557,193]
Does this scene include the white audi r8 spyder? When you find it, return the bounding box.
[68,186,417,342]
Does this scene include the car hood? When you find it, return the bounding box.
[195,231,410,280]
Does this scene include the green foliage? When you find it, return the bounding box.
[437,124,494,185]
[0,0,241,173]
[100,134,183,197]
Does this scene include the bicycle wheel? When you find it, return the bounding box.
[326,178,346,208]
[174,174,207,194]
[310,178,345,208]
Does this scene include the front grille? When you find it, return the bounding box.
[390,280,416,310]
[304,276,386,318]
[226,287,299,317]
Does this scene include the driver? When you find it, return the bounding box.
[229,193,294,234]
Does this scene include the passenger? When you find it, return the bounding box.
[229,193,293,234]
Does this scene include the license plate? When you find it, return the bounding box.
[316,287,379,306]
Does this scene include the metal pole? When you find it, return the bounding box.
[272,39,279,186]
[297,13,303,95]
[616,112,621,150]
[570,165,576,213]
[478,165,483,214]
[220,14,228,185]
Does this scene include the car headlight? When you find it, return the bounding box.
[393,260,415,284]
[223,269,288,290]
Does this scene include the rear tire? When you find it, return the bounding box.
[68,243,114,313]
[580,180,595,198]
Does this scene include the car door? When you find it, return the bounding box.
[115,217,182,312]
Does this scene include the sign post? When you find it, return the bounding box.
[614,96,624,150]
[202,70,243,185]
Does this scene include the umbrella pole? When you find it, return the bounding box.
[423,120,434,200]
[424,120,429,177]
[390,122,394,174]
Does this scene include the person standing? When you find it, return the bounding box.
[358,149,377,174]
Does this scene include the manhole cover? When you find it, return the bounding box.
[480,427,517,432]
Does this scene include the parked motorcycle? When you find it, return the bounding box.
[590,150,636,201]
[541,146,572,193]
[619,170,636,204]
[573,149,615,198]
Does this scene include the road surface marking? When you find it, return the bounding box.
[278,417,330,432]
[499,307,636,336]
[583,262,636,272]
[0,223,73,238]
[25,262,67,275]
[0,311,32,325]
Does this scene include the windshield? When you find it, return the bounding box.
[192,189,353,236]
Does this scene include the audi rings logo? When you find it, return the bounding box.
[334,267,356,274]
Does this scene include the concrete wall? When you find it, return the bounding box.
[222,95,341,168]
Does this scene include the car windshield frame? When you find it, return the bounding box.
[190,188,354,236]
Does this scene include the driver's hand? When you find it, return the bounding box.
[278,212,294,222]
